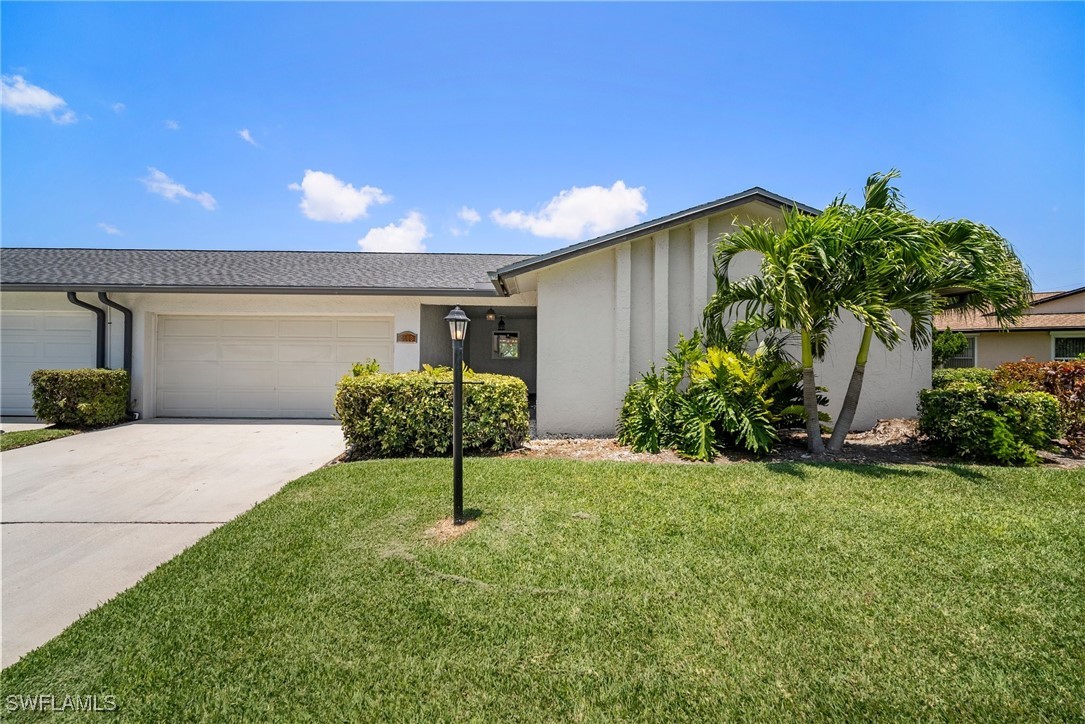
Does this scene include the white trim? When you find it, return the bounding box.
[1051,331,1085,361]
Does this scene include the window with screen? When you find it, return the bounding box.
[1053,336,1085,361]
[943,336,977,368]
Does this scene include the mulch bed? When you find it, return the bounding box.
[503,418,1085,470]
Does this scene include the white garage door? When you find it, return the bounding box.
[156,315,394,418]
[1,311,97,415]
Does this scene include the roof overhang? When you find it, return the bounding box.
[0,283,503,297]
[490,187,818,290]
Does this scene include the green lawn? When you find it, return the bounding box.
[3,459,1083,720]
[0,427,76,451]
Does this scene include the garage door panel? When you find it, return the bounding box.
[1,314,39,331]
[338,319,393,338]
[43,314,97,332]
[222,319,277,337]
[278,343,336,363]
[221,343,277,362]
[218,366,277,388]
[43,341,95,361]
[159,318,222,337]
[156,315,393,418]
[160,340,219,362]
[278,319,337,338]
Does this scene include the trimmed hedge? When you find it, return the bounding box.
[335,366,529,459]
[31,368,130,428]
[918,382,1062,465]
[932,367,996,390]
[995,359,1085,454]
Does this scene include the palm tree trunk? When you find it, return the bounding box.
[801,329,825,454]
[827,326,873,453]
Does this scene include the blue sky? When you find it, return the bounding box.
[2,2,1082,289]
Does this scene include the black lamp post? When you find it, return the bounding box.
[444,306,470,525]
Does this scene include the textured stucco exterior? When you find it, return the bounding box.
[974,331,1060,367]
[533,202,931,437]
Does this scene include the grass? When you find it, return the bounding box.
[0,427,76,451]
[3,459,1083,720]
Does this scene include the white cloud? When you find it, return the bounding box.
[238,128,259,147]
[164,119,180,130]
[140,167,217,210]
[491,180,647,241]
[358,212,429,253]
[458,206,481,225]
[97,222,122,235]
[0,74,77,124]
[111,102,126,114]
[288,169,390,223]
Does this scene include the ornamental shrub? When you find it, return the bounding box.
[931,328,969,368]
[918,382,1062,465]
[335,366,528,459]
[617,331,823,461]
[931,367,996,390]
[31,368,130,427]
[995,359,1085,454]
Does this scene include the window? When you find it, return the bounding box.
[943,335,977,368]
[492,331,519,359]
[1053,335,1085,361]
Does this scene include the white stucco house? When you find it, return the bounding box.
[0,187,930,435]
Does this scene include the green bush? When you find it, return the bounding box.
[931,328,969,368]
[618,332,823,460]
[31,368,129,428]
[335,366,529,459]
[931,367,996,390]
[918,382,1062,465]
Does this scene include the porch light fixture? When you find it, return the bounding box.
[446,306,469,342]
[443,306,470,525]
[485,308,497,321]
[497,316,506,331]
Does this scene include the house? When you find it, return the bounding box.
[934,287,1085,368]
[0,187,930,435]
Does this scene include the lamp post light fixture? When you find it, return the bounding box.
[444,306,470,525]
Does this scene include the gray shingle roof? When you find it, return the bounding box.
[0,248,533,295]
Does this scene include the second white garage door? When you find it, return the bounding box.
[156,315,394,418]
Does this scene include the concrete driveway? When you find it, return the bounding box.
[1,419,345,667]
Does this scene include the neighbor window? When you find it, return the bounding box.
[1053,335,1085,361]
[493,331,519,359]
[943,335,977,368]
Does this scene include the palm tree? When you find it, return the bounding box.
[706,205,895,453]
[824,173,1032,452]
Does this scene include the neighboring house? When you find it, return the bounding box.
[0,187,930,435]
[935,287,1085,368]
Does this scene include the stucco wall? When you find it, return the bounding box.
[1032,291,1084,314]
[975,331,1053,367]
[534,202,931,437]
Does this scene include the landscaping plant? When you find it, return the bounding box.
[618,331,821,460]
[30,368,129,427]
[706,170,1032,454]
[931,327,969,368]
[918,379,1062,465]
[995,359,1085,454]
[335,366,528,458]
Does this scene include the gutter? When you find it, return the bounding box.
[66,292,106,368]
[97,292,133,374]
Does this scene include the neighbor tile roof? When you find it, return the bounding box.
[0,248,533,294]
[936,289,1085,332]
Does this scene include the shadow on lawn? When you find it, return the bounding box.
[766,460,993,482]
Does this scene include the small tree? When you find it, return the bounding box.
[931,328,968,368]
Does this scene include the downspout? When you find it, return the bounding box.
[66,292,106,369]
[97,292,133,374]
